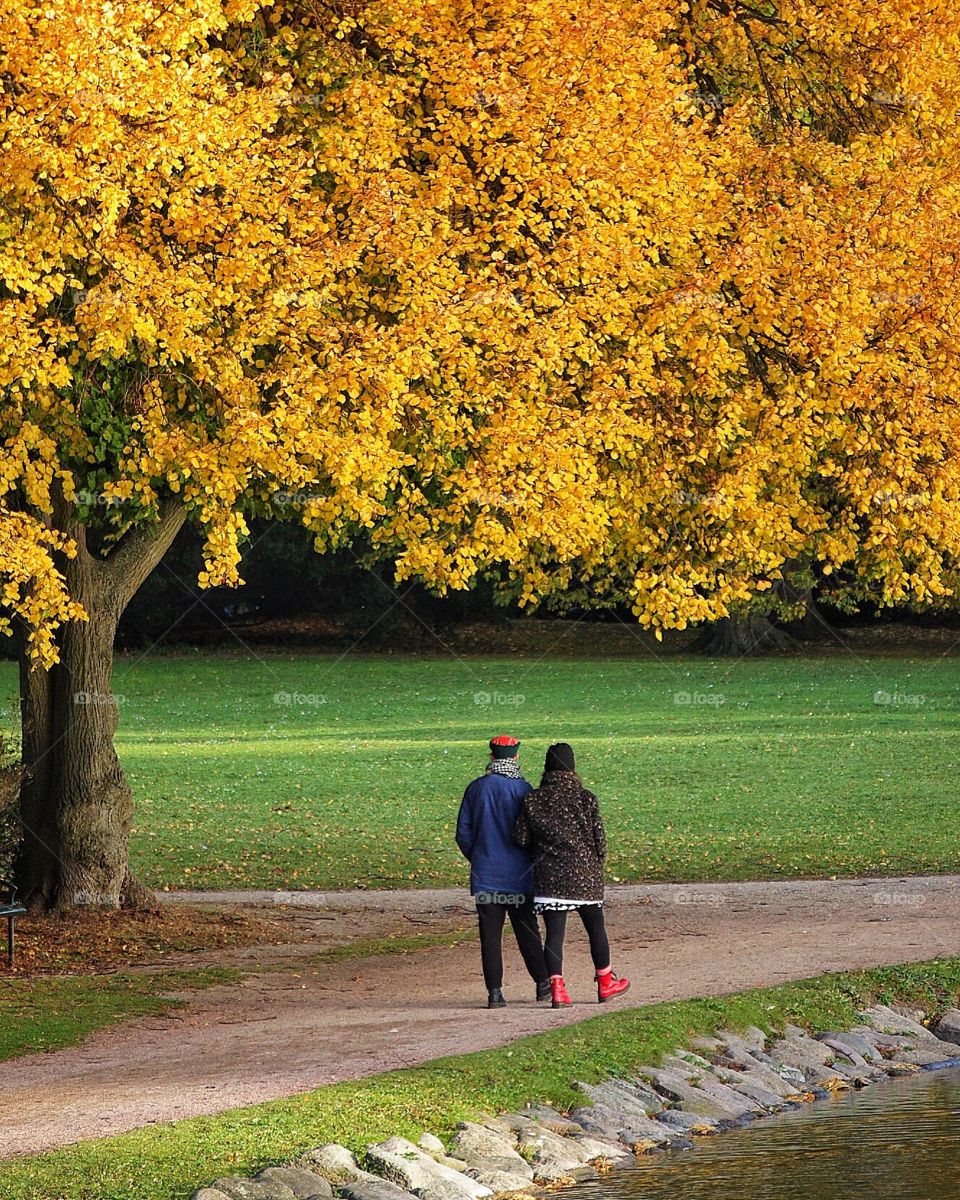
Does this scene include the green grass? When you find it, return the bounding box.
[312,927,477,965]
[2,649,960,889]
[0,932,471,1064]
[3,956,960,1200]
[0,968,240,1063]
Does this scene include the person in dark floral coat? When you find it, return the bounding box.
[514,742,630,1008]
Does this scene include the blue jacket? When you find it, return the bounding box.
[456,771,534,896]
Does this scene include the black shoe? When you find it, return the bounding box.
[487,988,507,1008]
[536,981,552,1004]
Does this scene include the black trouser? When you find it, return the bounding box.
[543,905,610,977]
[476,895,548,991]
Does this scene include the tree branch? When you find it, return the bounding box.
[96,496,188,615]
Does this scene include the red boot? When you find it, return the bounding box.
[596,967,631,1003]
[550,975,572,1008]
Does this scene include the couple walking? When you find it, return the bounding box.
[456,734,630,1009]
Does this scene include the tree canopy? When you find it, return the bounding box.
[3,0,960,653]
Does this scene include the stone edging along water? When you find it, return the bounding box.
[190,1004,960,1200]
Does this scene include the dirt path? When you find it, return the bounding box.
[4,875,960,1159]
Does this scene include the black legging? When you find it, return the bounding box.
[476,897,548,991]
[543,905,610,977]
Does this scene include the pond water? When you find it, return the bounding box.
[566,1068,960,1200]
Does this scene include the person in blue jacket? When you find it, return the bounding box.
[456,735,550,1008]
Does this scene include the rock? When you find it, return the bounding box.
[654,1110,721,1135]
[811,1037,885,1084]
[518,1106,584,1136]
[211,1179,295,1200]
[569,1134,633,1164]
[437,1158,471,1174]
[300,1147,378,1187]
[818,1031,886,1065]
[712,1071,790,1111]
[858,1005,934,1039]
[659,1058,763,1118]
[568,1103,676,1147]
[638,1067,752,1122]
[528,1164,582,1185]
[767,1029,848,1086]
[850,1027,914,1052]
[472,1117,519,1141]
[719,1033,778,1069]
[418,1135,447,1157]
[419,1183,489,1200]
[450,1125,525,1166]
[365,1137,491,1200]
[514,1126,595,1178]
[688,1035,725,1055]
[463,1158,534,1181]
[718,1027,769,1055]
[709,1060,802,1101]
[463,1171,534,1195]
[190,1191,233,1200]
[671,1050,715,1070]
[884,1061,922,1077]
[891,1003,928,1024]
[783,1026,836,1062]
[341,1182,420,1200]
[494,1115,544,1139]
[932,1010,960,1047]
[256,1169,333,1199]
[576,1078,664,1118]
[826,1062,873,1088]
[850,1025,960,1066]
[886,1042,959,1066]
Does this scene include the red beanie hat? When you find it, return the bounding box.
[489,735,520,759]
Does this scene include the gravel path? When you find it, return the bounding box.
[3,875,959,1159]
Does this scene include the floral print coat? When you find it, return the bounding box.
[513,770,607,902]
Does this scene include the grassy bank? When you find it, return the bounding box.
[3,957,960,1200]
[0,930,473,1063]
[0,968,240,1063]
[2,651,958,890]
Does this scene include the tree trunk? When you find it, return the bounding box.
[693,612,796,656]
[15,495,187,912]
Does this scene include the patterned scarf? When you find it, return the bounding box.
[487,758,524,779]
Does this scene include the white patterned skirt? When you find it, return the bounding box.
[534,897,603,913]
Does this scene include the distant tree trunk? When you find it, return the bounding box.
[692,612,796,656]
[781,582,831,642]
[15,494,186,912]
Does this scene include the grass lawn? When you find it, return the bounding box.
[0,967,239,1063]
[2,648,959,890]
[2,956,960,1200]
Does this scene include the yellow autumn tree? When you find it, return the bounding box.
[2,0,960,908]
